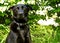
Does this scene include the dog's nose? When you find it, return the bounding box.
[18,10,24,14]
[19,12,23,14]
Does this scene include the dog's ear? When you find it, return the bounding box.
[26,5,33,11]
[9,6,15,10]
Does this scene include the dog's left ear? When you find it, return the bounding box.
[8,6,15,10]
[26,5,33,11]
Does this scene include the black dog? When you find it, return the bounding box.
[6,4,32,43]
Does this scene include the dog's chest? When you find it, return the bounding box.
[14,21,27,30]
[17,24,26,30]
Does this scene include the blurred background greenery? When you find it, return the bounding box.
[0,0,60,43]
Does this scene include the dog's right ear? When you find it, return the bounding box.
[8,6,15,10]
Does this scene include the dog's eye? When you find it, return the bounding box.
[17,7,19,9]
[21,6,23,9]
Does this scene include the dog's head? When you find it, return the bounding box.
[9,4,33,20]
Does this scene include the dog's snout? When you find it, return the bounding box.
[17,13,24,19]
[18,10,24,14]
[19,11,23,14]
[19,14,23,16]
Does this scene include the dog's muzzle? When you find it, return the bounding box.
[17,14,25,19]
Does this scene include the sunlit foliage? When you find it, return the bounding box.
[0,0,60,43]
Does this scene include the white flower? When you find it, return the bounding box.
[0,6,7,13]
[58,4,60,6]
[46,18,55,25]
[36,10,48,16]
[4,3,8,5]
[37,19,49,26]
[37,19,44,25]
[27,1,35,4]
[44,6,53,11]
[37,18,59,27]
[0,0,4,4]
[17,1,25,4]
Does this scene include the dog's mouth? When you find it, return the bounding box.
[17,14,25,19]
[13,15,25,19]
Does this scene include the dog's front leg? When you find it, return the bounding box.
[25,30,31,43]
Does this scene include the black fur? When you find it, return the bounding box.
[6,4,32,43]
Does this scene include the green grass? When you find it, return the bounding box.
[0,24,9,43]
